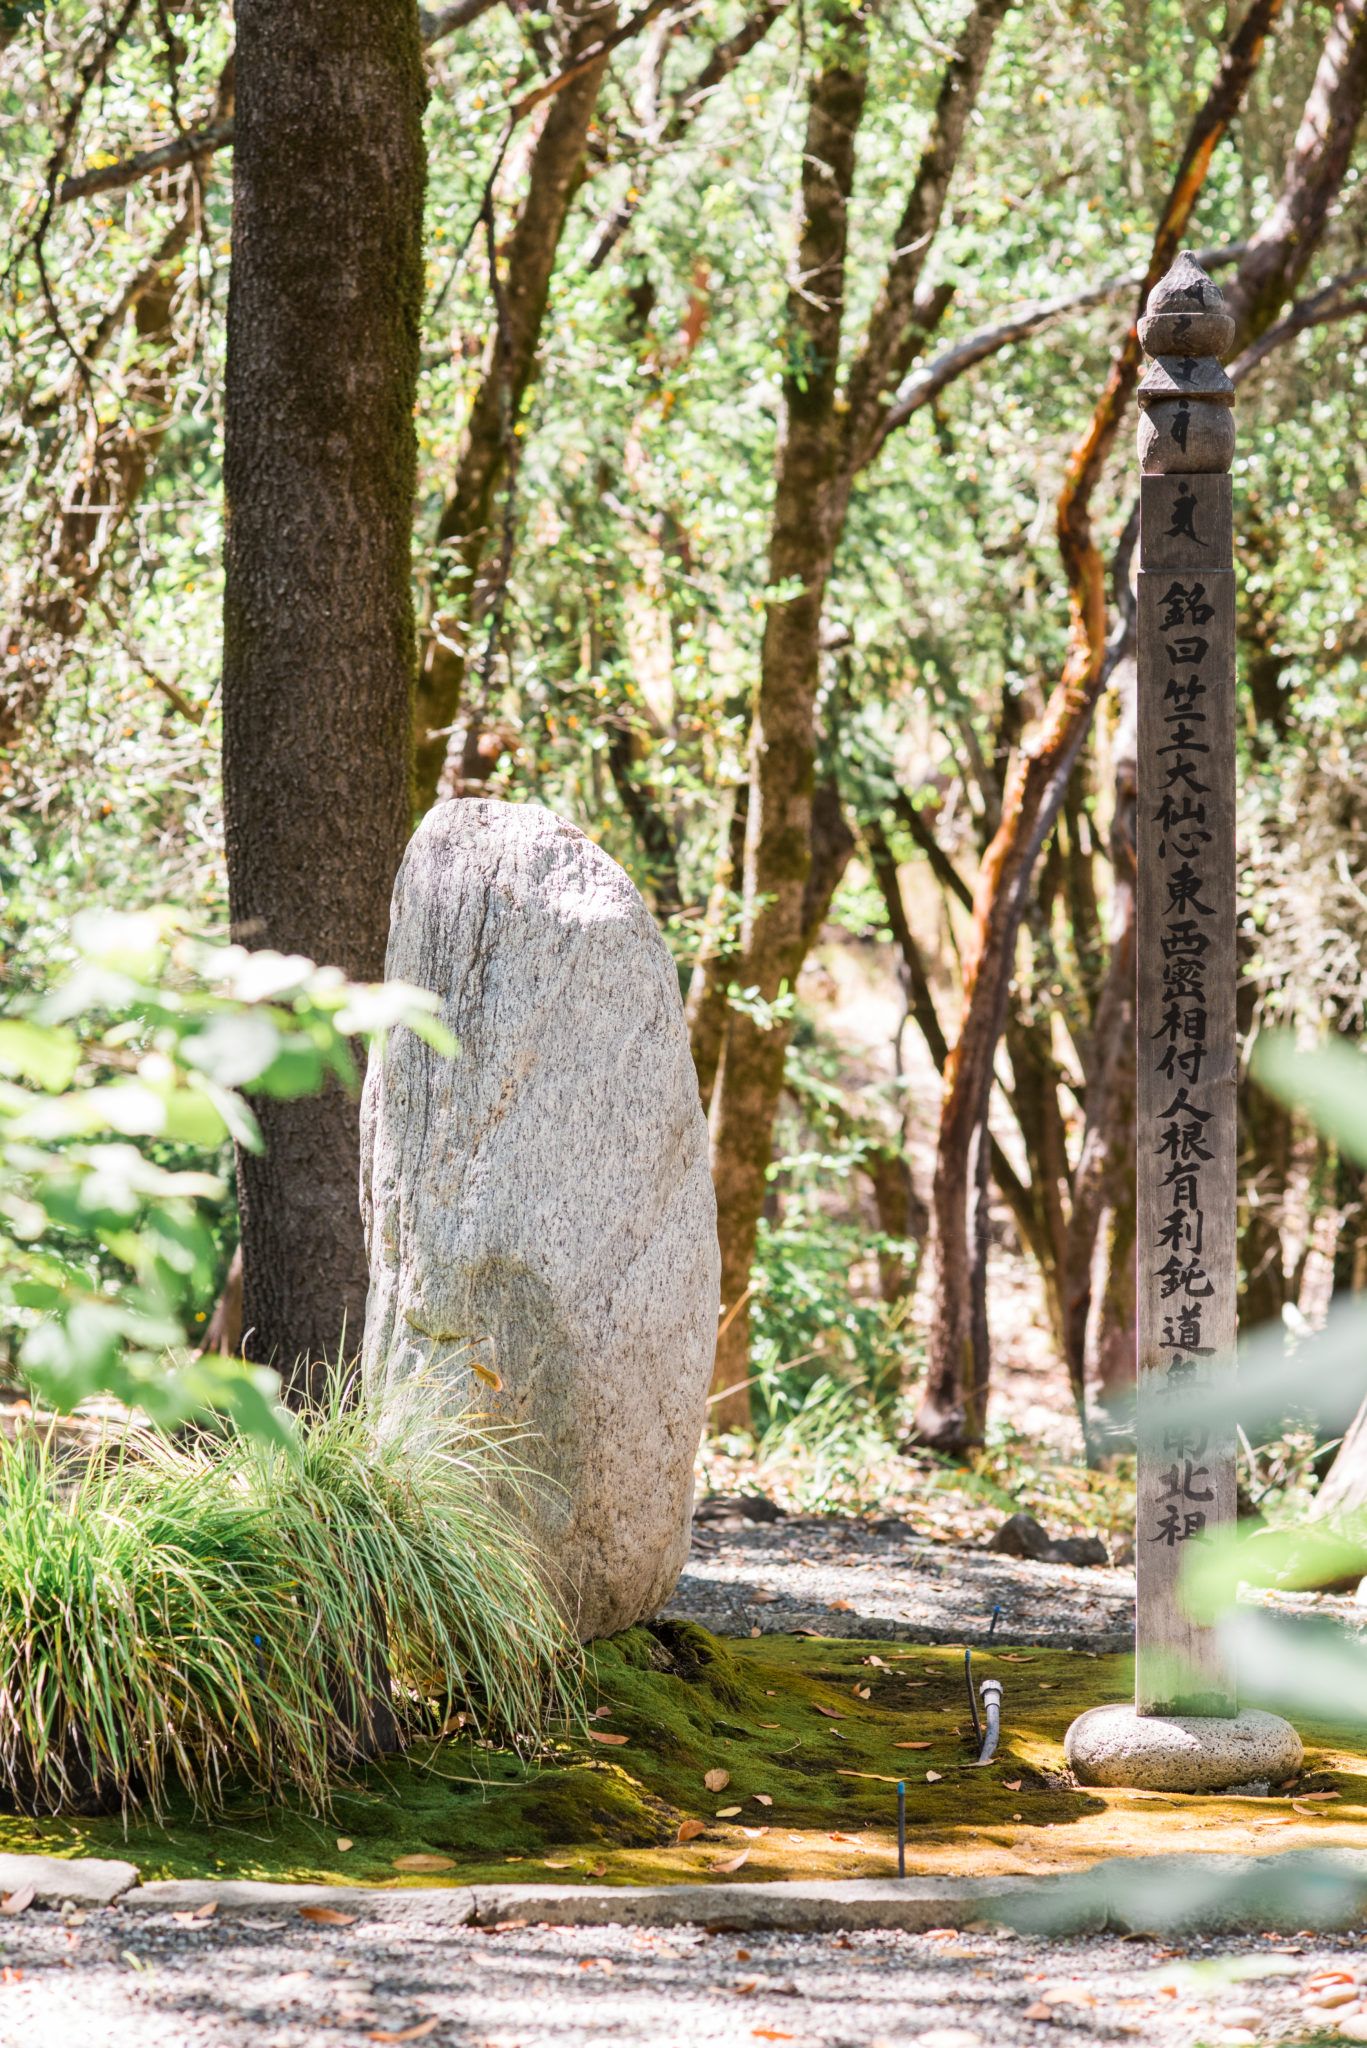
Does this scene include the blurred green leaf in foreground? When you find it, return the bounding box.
[0,908,454,1445]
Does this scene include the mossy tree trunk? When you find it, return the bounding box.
[222,0,425,1396]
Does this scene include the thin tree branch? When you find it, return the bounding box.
[867,243,1249,462]
[1229,261,1367,380]
[58,117,233,206]
[586,0,791,269]
[419,0,503,42]
[56,0,508,208]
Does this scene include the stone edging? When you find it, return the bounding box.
[14,1850,1367,1936]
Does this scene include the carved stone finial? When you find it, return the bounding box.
[1137,250,1235,476]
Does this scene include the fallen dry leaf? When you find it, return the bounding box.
[717,1805,743,1817]
[367,2023,440,2044]
[733,1977,759,1994]
[299,1907,356,1926]
[392,1854,456,1873]
[590,1705,613,1719]
[0,1968,21,1984]
[752,2032,795,2042]
[170,1902,218,1927]
[894,1742,932,1750]
[1300,1791,1341,1801]
[336,1838,354,1853]
[828,1832,862,1844]
[1004,1779,1022,1791]
[677,1820,707,1843]
[543,1860,572,1868]
[813,1705,844,1719]
[741,1827,769,1839]
[827,1599,853,1612]
[588,1731,629,1746]
[1293,1802,1329,1817]
[863,1655,886,1668]
[589,1863,608,1877]
[708,1849,750,1874]
[1023,2002,1052,2021]
[704,1768,731,1792]
[753,1794,773,1806]
[758,1722,780,1728]
[0,1887,33,1917]
[580,1958,615,1974]
[1037,1682,1057,1690]
[925,1770,943,1782]
[851,1685,871,1699]
[750,1589,779,1604]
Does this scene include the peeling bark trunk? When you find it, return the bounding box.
[414,0,614,810]
[222,0,424,1395]
[919,0,1284,1453]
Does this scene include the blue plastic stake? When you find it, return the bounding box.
[988,1604,1002,1639]
[897,1781,905,1878]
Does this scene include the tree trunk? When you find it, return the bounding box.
[919,0,1284,1453]
[1224,0,1367,347]
[705,5,870,1433]
[706,0,1012,1431]
[222,0,424,1399]
[1063,655,1138,1450]
[414,0,614,810]
[686,782,748,1111]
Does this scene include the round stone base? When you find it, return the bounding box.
[1065,1703,1302,1793]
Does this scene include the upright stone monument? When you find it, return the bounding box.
[1067,254,1301,1791]
[359,800,720,1643]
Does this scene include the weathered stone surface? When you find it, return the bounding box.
[0,1853,138,1906]
[360,800,719,1641]
[1138,398,1236,474]
[1066,1704,1302,1792]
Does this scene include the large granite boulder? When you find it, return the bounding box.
[359,800,719,1640]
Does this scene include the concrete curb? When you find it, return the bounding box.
[18,1848,1367,1937]
[663,1607,1133,1655]
[113,1851,1367,1937]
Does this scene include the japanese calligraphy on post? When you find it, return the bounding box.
[1134,254,1238,1718]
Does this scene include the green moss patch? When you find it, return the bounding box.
[7,1624,1367,1887]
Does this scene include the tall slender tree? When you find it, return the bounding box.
[706,0,1015,1430]
[221,0,426,1395]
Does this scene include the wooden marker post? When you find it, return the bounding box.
[1134,253,1238,1717]
[1063,256,1300,1786]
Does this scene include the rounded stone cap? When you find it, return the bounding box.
[1140,250,1236,360]
[1138,399,1236,475]
[1139,308,1236,359]
[1066,1703,1303,1793]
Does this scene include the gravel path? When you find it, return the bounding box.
[663,1515,1136,1651]
[2,1902,1361,2045]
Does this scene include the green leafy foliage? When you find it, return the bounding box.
[0,1386,579,1818]
[0,909,454,1439]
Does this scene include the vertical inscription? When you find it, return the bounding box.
[1134,254,1238,1717]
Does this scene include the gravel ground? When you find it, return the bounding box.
[663,1515,1136,1651]
[3,1902,1364,2045]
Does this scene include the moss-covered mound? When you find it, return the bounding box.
[7,1624,1367,1887]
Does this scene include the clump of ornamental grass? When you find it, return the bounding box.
[0,1385,580,1818]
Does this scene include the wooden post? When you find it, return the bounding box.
[1134,253,1238,1716]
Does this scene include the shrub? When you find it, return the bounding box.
[0,1384,580,1818]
